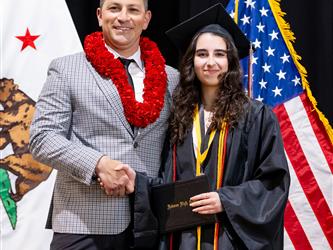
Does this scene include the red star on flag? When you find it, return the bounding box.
[16,28,40,51]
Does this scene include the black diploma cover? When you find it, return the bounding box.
[151,175,216,233]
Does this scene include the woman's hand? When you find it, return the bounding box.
[190,191,223,214]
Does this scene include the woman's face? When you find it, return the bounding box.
[194,33,229,89]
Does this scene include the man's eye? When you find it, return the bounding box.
[129,8,140,12]
[108,6,120,12]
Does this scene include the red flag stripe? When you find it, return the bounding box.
[284,94,332,210]
[286,153,329,248]
[300,93,333,174]
[284,201,313,250]
[274,101,333,247]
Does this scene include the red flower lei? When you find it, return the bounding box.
[84,32,167,128]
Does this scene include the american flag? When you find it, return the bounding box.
[226,0,333,249]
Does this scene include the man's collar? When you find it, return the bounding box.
[105,44,144,71]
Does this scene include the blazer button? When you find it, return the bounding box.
[133,142,138,148]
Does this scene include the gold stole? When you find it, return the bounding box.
[193,104,228,250]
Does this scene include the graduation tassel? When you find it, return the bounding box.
[234,0,239,24]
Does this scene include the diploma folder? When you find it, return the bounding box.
[151,175,216,233]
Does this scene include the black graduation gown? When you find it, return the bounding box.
[133,100,290,250]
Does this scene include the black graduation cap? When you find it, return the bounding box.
[165,3,251,59]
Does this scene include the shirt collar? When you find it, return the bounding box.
[105,44,144,71]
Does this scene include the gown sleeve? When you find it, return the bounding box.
[218,104,290,249]
[132,137,174,248]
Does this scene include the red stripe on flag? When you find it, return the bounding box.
[300,93,333,174]
[274,102,333,247]
[284,201,313,250]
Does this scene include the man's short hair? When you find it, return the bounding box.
[100,0,148,10]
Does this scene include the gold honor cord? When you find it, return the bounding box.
[194,104,215,250]
[194,105,217,175]
[193,104,228,250]
[214,122,227,250]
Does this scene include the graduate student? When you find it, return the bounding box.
[133,3,290,250]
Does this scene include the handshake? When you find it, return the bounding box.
[95,156,136,197]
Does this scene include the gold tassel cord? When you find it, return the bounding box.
[234,0,239,24]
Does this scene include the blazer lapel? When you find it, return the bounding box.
[85,59,134,136]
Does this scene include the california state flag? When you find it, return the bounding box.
[0,0,82,249]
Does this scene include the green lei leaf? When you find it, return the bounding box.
[0,169,17,229]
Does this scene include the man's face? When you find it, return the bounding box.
[97,0,151,56]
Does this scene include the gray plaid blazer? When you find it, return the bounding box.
[29,52,179,234]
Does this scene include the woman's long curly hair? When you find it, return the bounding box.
[169,31,249,145]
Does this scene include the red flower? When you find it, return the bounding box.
[84,32,167,128]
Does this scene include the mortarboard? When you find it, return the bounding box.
[165,3,251,59]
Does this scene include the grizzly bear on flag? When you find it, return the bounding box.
[0,78,52,202]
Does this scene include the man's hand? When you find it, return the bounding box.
[190,192,223,214]
[95,156,129,196]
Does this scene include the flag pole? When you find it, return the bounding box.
[247,44,253,98]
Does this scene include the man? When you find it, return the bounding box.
[29,0,178,249]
